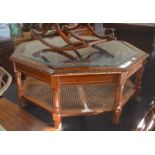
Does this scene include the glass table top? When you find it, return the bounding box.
[16,36,145,68]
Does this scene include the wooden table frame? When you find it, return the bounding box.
[10,40,149,130]
[12,62,145,130]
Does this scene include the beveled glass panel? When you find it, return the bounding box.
[19,36,143,68]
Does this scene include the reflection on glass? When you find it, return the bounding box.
[19,36,143,68]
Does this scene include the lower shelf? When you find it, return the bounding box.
[23,76,136,117]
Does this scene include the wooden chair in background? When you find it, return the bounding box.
[0,67,12,97]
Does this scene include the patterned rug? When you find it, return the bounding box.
[0,124,6,131]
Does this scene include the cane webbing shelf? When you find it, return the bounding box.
[23,76,135,117]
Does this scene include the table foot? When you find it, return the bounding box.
[52,113,62,130]
[112,106,122,124]
[54,123,62,131]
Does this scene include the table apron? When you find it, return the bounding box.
[15,63,51,83]
[126,62,143,79]
[14,60,144,86]
[59,74,119,85]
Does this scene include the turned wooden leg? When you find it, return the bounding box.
[112,73,126,124]
[13,63,26,108]
[134,66,144,97]
[112,84,124,124]
[51,77,62,130]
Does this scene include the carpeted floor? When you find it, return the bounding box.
[4,59,155,131]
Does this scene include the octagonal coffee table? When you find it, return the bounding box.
[10,37,149,130]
